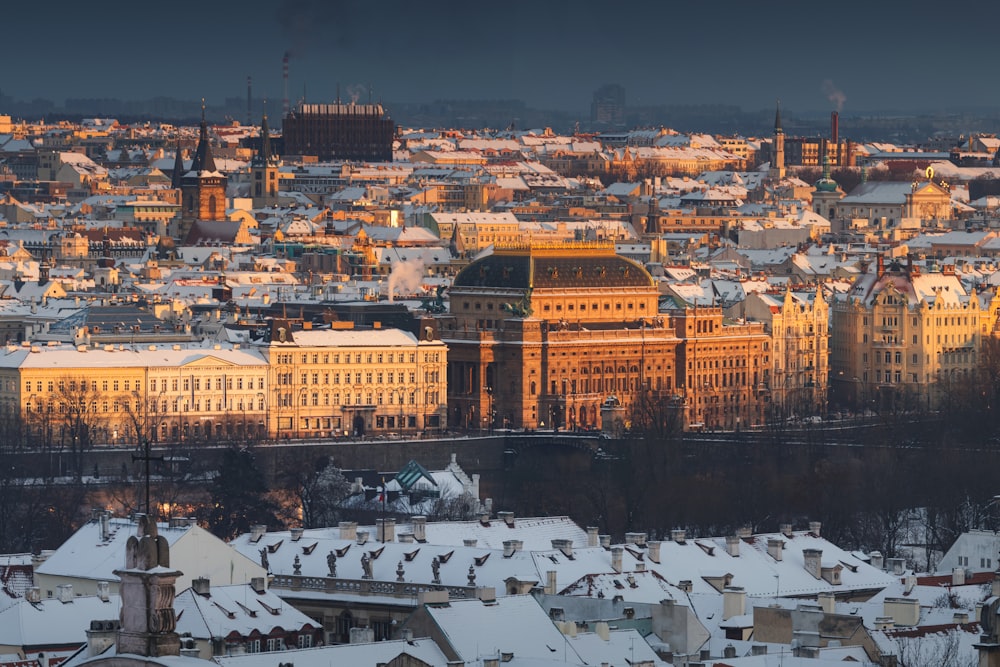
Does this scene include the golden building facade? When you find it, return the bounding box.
[744,290,830,419]
[672,307,770,429]
[830,259,994,410]
[260,322,448,438]
[442,242,679,431]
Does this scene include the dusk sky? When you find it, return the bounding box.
[5,0,999,115]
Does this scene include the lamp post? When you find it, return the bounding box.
[485,385,494,434]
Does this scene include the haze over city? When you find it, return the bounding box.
[7,0,1000,115]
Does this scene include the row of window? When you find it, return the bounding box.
[277,372,424,386]
[275,352,424,365]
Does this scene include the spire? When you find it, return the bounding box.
[253,112,273,167]
[170,140,184,188]
[774,99,783,134]
[190,99,217,174]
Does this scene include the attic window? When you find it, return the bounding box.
[438,550,454,564]
[302,542,318,555]
[335,544,351,558]
[257,599,281,616]
[267,540,283,554]
[369,546,385,560]
[404,549,420,562]
[211,601,236,619]
[474,553,490,566]
[695,542,716,556]
[234,600,258,618]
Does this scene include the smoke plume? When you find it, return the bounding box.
[821,79,846,112]
[387,257,426,302]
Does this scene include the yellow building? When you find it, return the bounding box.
[0,343,268,447]
[259,321,448,438]
[744,289,830,419]
[830,257,996,410]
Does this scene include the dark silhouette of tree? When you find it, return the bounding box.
[205,446,278,540]
[287,456,352,529]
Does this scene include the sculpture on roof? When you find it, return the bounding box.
[501,287,533,318]
[259,547,269,571]
[327,550,337,577]
[361,552,373,579]
[431,556,441,584]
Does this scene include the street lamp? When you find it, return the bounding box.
[485,385,494,434]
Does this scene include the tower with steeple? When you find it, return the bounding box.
[251,112,280,208]
[176,102,228,241]
[769,100,786,180]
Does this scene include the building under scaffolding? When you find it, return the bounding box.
[282,103,394,161]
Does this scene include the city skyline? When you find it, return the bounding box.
[5,0,1000,117]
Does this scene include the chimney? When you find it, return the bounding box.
[464,538,478,547]
[780,523,793,538]
[611,546,623,573]
[808,521,821,537]
[349,627,375,644]
[751,645,768,656]
[624,532,647,546]
[595,621,610,641]
[678,580,693,593]
[647,540,661,564]
[884,597,921,627]
[26,587,41,603]
[670,529,686,544]
[192,577,210,597]
[724,645,737,659]
[545,570,557,595]
[498,511,515,527]
[377,518,396,543]
[552,539,573,559]
[887,557,905,576]
[339,521,357,540]
[250,577,266,594]
[952,567,966,586]
[412,516,427,542]
[356,530,369,545]
[56,584,74,603]
[100,511,111,541]
[725,535,740,557]
[476,586,496,602]
[97,581,109,602]
[818,591,836,614]
[587,526,599,548]
[869,551,884,571]
[803,548,822,579]
[599,534,611,549]
[290,527,304,541]
[767,538,784,561]
[86,620,120,657]
[722,586,746,621]
[831,111,839,146]
[502,540,522,557]
[250,525,267,542]
[736,526,752,539]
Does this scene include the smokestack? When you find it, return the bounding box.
[247,75,252,127]
[831,111,839,146]
[282,52,290,118]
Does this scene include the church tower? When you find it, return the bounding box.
[251,112,280,208]
[177,103,228,241]
[769,100,786,180]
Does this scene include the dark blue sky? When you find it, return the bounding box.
[4,0,998,115]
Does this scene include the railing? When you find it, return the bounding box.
[270,574,477,600]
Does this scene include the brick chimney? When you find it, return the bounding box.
[611,546,623,573]
[767,538,784,561]
[552,539,573,559]
[412,516,427,542]
[725,536,740,557]
[722,586,746,621]
[647,541,661,564]
[818,592,835,614]
[339,521,357,540]
[377,518,396,543]
[192,577,210,597]
[803,548,822,579]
